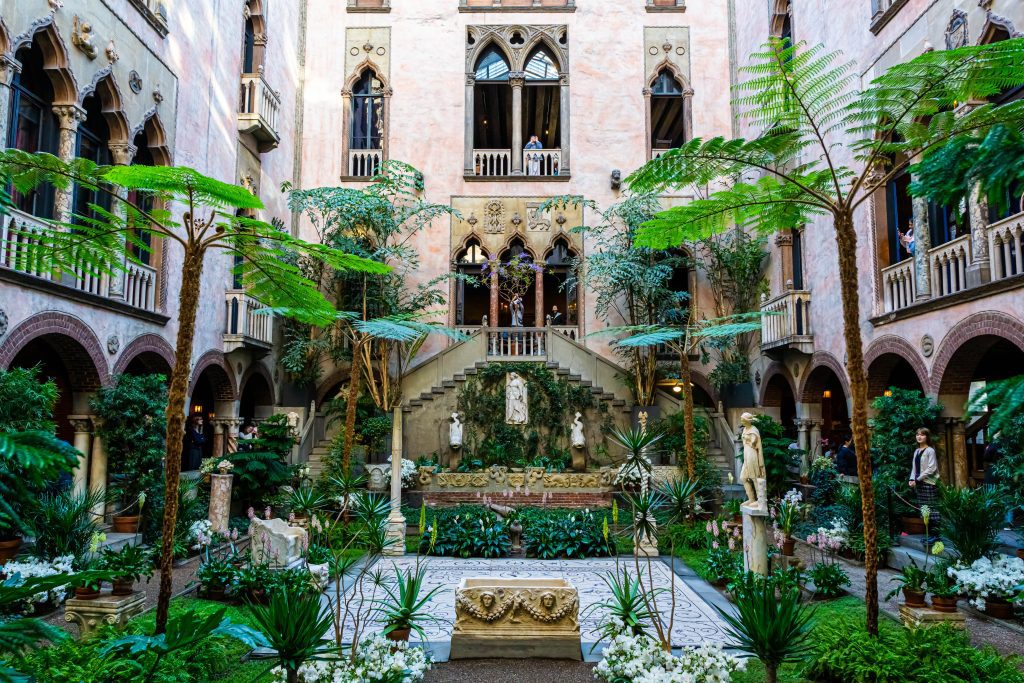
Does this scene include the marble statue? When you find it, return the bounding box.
[250,517,307,568]
[571,412,585,449]
[506,372,528,425]
[450,412,463,449]
[739,412,767,509]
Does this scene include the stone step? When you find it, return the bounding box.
[97,531,143,554]
[580,380,592,388]
[897,534,955,557]
[888,544,933,572]
[568,374,581,382]
[556,368,570,376]
[611,399,626,407]
[453,373,466,381]
[545,361,560,369]
[464,368,478,375]
[431,386,446,394]
[419,392,434,402]
[442,380,456,389]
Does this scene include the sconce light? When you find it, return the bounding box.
[883,389,893,397]
[193,405,204,414]
[672,385,682,393]
[822,390,832,399]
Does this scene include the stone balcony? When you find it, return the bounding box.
[470,148,564,179]
[348,149,383,178]
[223,289,274,354]
[759,289,814,356]
[238,69,281,153]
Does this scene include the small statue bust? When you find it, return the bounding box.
[450,412,463,449]
[571,412,585,449]
[610,169,622,191]
[72,16,98,60]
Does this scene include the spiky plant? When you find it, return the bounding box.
[627,38,1024,635]
[0,152,387,632]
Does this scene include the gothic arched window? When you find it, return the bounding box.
[650,68,687,153]
[455,238,489,326]
[8,42,59,218]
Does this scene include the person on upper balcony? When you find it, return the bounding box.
[525,135,543,175]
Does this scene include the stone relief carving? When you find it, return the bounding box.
[105,39,119,63]
[106,335,119,355]
[466,25,570,75]
[0,309,7,340]
[483,200,505,234]
[945,10,969,50]
[71,16,98,60]
[526,203,550,232]
[128,70,143,93]
[454,586,578,629]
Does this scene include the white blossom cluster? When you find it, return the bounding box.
[595,631,743,683]
[782,488,803,506]
[386,456,419,489]
[189,519,214,549]
[270,634,431,682]
[2,555,75,613]
[948,556,1024,611]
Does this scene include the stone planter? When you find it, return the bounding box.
[901,515,926,535]
[111,578,135,596]
[0,537,22,564]
[902,588,927,608]
[112,515,140,533]
[931,595,959,613]
[984,597,1014,620]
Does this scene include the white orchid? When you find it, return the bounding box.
[270,633,431,682]
[595,631,743,683]
[948,556,1024,611]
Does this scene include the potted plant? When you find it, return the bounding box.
[773,490,804,557]
[926,565,960,613]
[887,558,928,607]
[949,556,1024,620]
[723,499,743,525]
[98,544,153,596]
[73,557,104,600]
[236,562,274,604]
[0,521,22,564]
[197,556,238,601]
[375,562,446,642]
[305,544,332,588]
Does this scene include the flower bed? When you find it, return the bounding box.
[948,556,1024,612]
[595,631,743,683]
[0,555,74,614]
[271,633,431,682]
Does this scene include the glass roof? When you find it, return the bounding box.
[475,47,510,81]
[525,49,559,81]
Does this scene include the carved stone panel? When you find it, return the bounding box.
[345,27,392,83]
[451,196,584,261]
[644,26,691,84]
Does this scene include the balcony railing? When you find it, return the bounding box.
[928,234,971,299]
[988,213,1023,282]
[486,327,547,359]
[760,290,813,352]
[473,149,511,177]
[551,325,578,341]
[1,208,159,313]
[348,149,382,178]
[523,149,561,177]
[223,290,274,352]
[238,70,281,152]
[881,259,915,313]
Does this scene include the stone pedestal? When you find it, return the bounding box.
[208,473,233,534]
[250,518,307,567]
[64,591,145,639]
[384,406,406,556]
[742,504,770,576]
[451,577,581,660]
[634,533,659,558]
[899,604,966,629]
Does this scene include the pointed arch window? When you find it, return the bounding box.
[475,47,510,81]
[342,67,390,178]
[454,238,489,326]
[544,237,578,326]
[648,67,690,157]
[525,49,558,81]
[7,42,59,218]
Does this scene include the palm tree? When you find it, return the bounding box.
[0,151,386,632]
[627,38,1024,634]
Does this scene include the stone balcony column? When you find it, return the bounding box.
[464,74,475,176]
[558,72,571,176]
[384,406,406,555]
[51,105,87,224]
[794,418,811,474]
[509,72,525,176]
[966,180,992,287]
[948,418,968,488]
[68,416,93,496]
[489,268,499,326]
[911,195,933,301]
[807,419,823,461]
[534,269,544,326]
[106,142,138,300]
[225,418,243,455]
[211,420,226,459]
[88,417,107,518]
[0,56,22,156]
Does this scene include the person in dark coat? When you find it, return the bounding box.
[836,435,857,476]
[183,415,206,471]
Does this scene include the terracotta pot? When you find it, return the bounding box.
[386,627,411,642]
[781,538,796,556]
[931,595,959,613]
[902,588,927,608]
[205,585,227,601]
[74,585,102,600]
[0,537,22,564]
[112,515,141,534]
[111,578,135,596]
[901,516,926,535]
[985,597,1014,620]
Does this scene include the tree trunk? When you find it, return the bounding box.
[155,245,205,633]
[679,346,696,480]
[833,209,880,635]
[341,337,364,474]
[765,663,778,683]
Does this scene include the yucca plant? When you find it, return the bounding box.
[375,562,447,642]
[608,426,661,494]
[627,37,1024,634]
[660,476,705,524]
[586,566,660,642]
[248,587,336,683]
[287,486,330,519]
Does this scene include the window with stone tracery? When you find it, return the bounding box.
[7,42,59,219]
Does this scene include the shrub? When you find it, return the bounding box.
[522,508,613,559]
[808,562,851,599]
[660,521,707,551]
[419,506,509,558]
[804,618,1024,682]
[937,484,1010,564]
[751,415,801,497]
[25,488,105,567]
[228,414,294,506]
[869,388,943,517]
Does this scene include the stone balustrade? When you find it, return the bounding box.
[486,327,548,358]
[473,149,511,176]
[238,70,282,151]
[987,212,1023,282]
[759,289,813,351]
[522,149,561,176]
[928,234,971,299]
[348,149,383,178]
[881,259,915,313]
[223,289,274,351]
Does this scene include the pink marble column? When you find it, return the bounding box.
[208,473,233,535]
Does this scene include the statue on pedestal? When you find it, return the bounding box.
[571,412,585,449]
[739,412,767,511]
[450,412,463,449]
[506,372,528,425]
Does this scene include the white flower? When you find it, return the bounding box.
[217,459,234,471]
[595,631,743,683]
[782,488,803,506]
[270,634,431,682]
[2,555,75,613]
[948,556,1024,603]
[386,456,419,489]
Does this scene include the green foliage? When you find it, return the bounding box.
[375,562,447,640]
[419,506,509,558]
[0,367,59,433]
[588,567,659,641]
[704,546,743,584]
[660,521,708,551]
[869,388,943,501]
[248,585,335,679]
[456,362,604,467]
[196,557,238,593]
[98,544,154,583]
[808,457,840,507]
[804,619,1024,683]
[286,486,330,518]
[90,374,167,524]
[25,487,104,566]
[659,477,704,523]
[937,483,1010,564]
[807,562,850,599]
[836,484,893,564]
[228,414,294,506]
[751,415,801,497]
[168,477,209,559]
[521,508,614,559]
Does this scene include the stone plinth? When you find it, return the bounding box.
[64,591,146,638]
[208,473,233,534]
[250,518,307,568]
[451,577,581,660]
[741,504,770,576]
[899,604,966,629]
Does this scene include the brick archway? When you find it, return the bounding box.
[864,335,929,397]
[188,350,237,401]
[315,367,353,407]
[798,351,850,404]
[0,312,108,389]
[112,334,176,376]
[931,312,1024,395]
[759,361,796,406]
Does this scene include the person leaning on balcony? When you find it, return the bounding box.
[898,220,915,260]
[525,135,542,175]
[909,427,940,542]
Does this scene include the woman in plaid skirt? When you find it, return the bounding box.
[909,427,940,542]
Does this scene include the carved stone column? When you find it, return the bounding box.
[949,418,968,488]
[0,55,22,154]
[642,87,653,160]
[534,269,544,326]
[52,105,87,224]
[509,72,525,176]
[208,473,233,534]
[88,417,107,518]
[464,74,476,176]
[681,87,694,146]
[807,419,823,461]
[489,268,500,326]
[211,420,227,459]
[795,418,811,473]
[68,416,93,496]
[912,195,933,301]
[966,180,991,287]
[384,406,406,555]
[224,418,242,455]
[559,72,571,176]
[775,231,795,291]
[106,142,138,299]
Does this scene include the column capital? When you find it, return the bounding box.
[508,71,526,88]
[0,54,22,86]
[793,418,811,431]
[68,415,94,433]
[108,141,138,165]
[52,104,87,130]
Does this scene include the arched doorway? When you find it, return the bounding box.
[123,352,172,378]
[454,238,489,326]
[866,353,925,399]
[543,237,578,328]
[763,373,797,439]
[240,369,274,424]
[801,359,850,446]
[187,359,235,471]
[498,238,536,326]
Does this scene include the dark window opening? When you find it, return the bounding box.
[7,43,58,218]
[351,70,383,150]
[651,69,686,150]
[792,229,804,289]
[243,17,256,72]
[72,94,113,224]
[455,239,489,326]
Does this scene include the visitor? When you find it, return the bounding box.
[238,422,257,451]
[836,434,857,476]
[509,295,524,327]
[525,134,543,175]
[821,437,835,462]
[909,427,941,542]
[549,305,563,325]
[898,221,915,260]
[183,415,206,471]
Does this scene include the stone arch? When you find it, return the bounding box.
[467,32,515,77]
[759,361,796,406]
[316,367,353,406]
[931,311,1024,395]
[11,18,76,104]
[0,312,108,389]
[240,362,276,406]
[453,233,490,261]
[520,33,564,73]
[245,0,268,38]
[133,111,172,166]
[864,335,929,397]
[188,350,237,401]
[798,351,849,404]
[344,59,389,93]
[0,18,10,55]
[646,58,692,92]
[80,71,131,145]
[770,0,793,38]
[689,370,719,408]
[978,13,1022,44]
[112,333,176,376]
[497,234,537,260]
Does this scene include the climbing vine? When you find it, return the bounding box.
[455,362,610,468]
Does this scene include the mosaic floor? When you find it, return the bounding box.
[325,557,729,649]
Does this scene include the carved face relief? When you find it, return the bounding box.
[541,592,556,610]
[480,592,496,609]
